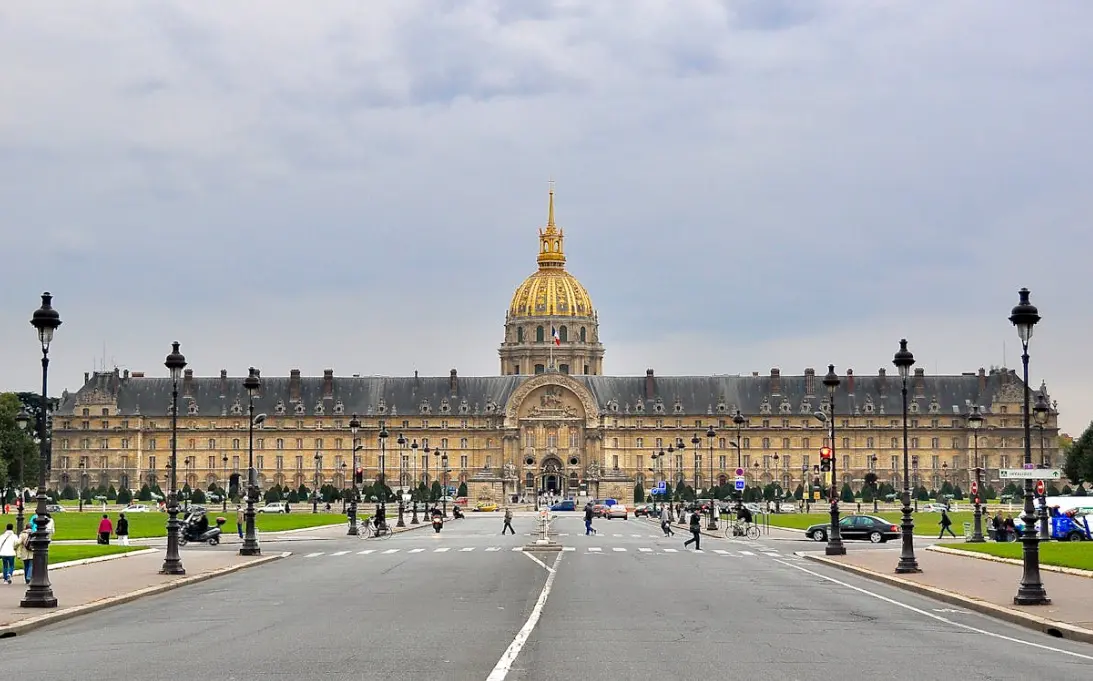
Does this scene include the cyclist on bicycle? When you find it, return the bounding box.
[737,505,753,526]
[374,505,388,534]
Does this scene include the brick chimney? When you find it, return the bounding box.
[645,369,655,401]
[770,368,781,395]
[323,369,334,399]
[913,368,925,398]
[804,368,816,396]
[219,369,227,396]
[978,367,987,393]
[83,372,90,383]
[449,368,458,395]
[877,368,887,395]
[289,369,301,402]
[182,369,193,398]
[122,369,129,380]
[846,368,854,394]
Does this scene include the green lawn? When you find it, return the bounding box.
[0,511,348,540]
[937,541,1093,572]
[766,510,978,533]
[47,544,145,564]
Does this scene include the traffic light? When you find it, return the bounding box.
[819,446,833,472]
[355,468,364,484]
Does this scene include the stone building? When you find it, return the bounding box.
[53,191,1061,503]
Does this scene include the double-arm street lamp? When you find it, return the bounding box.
[161,342,187,576]
[221,455,229,513]
[22,292,62,609]
[704,427,717,530]
[435,449,449,517]
[312,453,323,514]
[14,408,30,533]
[240,368,265,556]
[820,365,845,556]
[893,339,921,573]
[348,416,362,535]
[378,421,388,518]
[1009,288,1050,606]
[1033,392,1051,541]
[967,405,985,543]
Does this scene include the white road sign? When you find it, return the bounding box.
[998,469,1061,480]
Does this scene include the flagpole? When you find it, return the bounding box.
[549,327,554,369]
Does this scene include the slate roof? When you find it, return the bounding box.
[59,368,1035,419]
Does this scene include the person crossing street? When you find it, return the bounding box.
[502,507,516,535]
[683,509,701,550]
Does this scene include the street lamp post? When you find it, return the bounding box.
[440,452,449,517]
[409,437,419,524]
[221,455,229,513]
[160,342,187,575]
[968,405,985,543]
[348,414,362,536]
[14,408,30,533]
[1009,287,1050,605]
[240,367,264,556]
[312,453,322,514]
[78,462,86,513]
[396,432,405,520]
[1033,392,1051,541]
[893,339,921,573]
[822,365,845,556]
[423,444,432,515]
[378,422,388,519]
[801,464,809,511]
[705,426,717,529]
[733,410,745,518]
[22,293,62,608]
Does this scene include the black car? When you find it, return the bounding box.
[633,505,652,517]
[804,514,900,544]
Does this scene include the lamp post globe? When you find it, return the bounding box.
[967,405,985,542]
[821,365,845,556]
[892,339,921,572]
[158,342,187,575]
[240,367,262,556]
[22,293,62,608]
[1008,289,1049,605]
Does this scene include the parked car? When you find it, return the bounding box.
[474,502,498,512]
[805,515,900,543]
[550,500,576,512]
[45,504,66,513]
[123,504,151,513]
[257,502,287,514]
[605,503,629,520]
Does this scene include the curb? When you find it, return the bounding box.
[9,548,158,578]
[927,545,1093,579]
[0,552,290,638]
[801,553,1093,645]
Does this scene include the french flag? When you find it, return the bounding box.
[551,326,561,346]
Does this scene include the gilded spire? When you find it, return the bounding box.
[537,181,566,269]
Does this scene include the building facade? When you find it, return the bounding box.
[53,192,1062,502]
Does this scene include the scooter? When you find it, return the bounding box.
[179,516,225,546]
[432,514,444,533]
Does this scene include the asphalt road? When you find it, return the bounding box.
[6,513,1092,680]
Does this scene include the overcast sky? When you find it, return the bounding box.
[1,1,1089,434]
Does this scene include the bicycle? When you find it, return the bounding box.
[360,519,394,539]
[724,520,761,540]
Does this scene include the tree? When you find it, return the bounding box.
[952,485,964,501]
[840,482,854,503]
[983,484,997,500]
[138,484,152,501]
[633,482,645,503]
[191,488,206,503]
[457,481,468,498]
[117,487,132,505]
[431,480,443,501]
[0,393,40,491]
[107,484,118,500]
[61,484,77,500]
[1063,421,1093,486]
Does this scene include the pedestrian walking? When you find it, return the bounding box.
[15,523,32,583]
[660,505,674,537]
[683,510,701,551]
[992,512,1004,542]
[502,507,516,535]
[236,505,245,538]
[937,509,956,538]
[116,513,130,546]
[0,523,17,583]
[584,502,596,536]
[98,514,113,545]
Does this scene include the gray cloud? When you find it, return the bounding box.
[1,1,1090,433]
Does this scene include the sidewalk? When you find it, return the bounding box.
[0,547,286,636]
[804,545,1093,644]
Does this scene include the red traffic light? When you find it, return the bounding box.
[819,447,833,460]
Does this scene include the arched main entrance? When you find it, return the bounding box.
[541,457,563,494]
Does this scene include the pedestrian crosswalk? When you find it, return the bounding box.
[299,545,790,560]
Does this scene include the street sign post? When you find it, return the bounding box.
[1035,479,1046,496]
[734,477,746,491]
[735,468,745,477]
[999,469,1061,480]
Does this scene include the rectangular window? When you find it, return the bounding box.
[485,455,492,468]
[149,455,156,470]
[460,455,468,469]
[257,456,264,470]
[121,438,129,449]
[891,438,898,449]
[931,455,939,469]
[315,438,324,450]
[257,438,265,450]
[611,455,619,469]
[866,437,874,448]
[841,437,849,449]
[655,438,662,449]
[232,456,240,471]
[743,438,750,449]
[802,438,809,450]
[99,439,108,449]
[208,455,216,469]
[743,455,751,468]
[295,456,303,470]
[636,455,644,471]
[782,454,791,469]
[782,438,790,449]
[335,438,343,449]
[207,438,216,449]
[636,437,644,448]
[295,438,303,449]
[460,438,468,449]
[675,455,683,470]
[931,437,939,449]
[276,456,284,470]
[891,456,898,470]
[440,438,449,449]
[719,455,726,469]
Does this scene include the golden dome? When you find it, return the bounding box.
[508,187,595,319]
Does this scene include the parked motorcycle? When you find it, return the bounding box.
[179,512,225,546]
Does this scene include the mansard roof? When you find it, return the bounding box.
[59,366,1039,420]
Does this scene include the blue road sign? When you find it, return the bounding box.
[447,486,457,495]
[734,477,746,491]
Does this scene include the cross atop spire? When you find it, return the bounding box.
[537,181,566,268]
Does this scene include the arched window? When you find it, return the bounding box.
[535,326,544,342]
[517,327,524,343]
[580,327,586,342]
[559,326,568,342]
[535,364,545,374]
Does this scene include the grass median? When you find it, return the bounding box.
[0,512,349,541]
[937,541,1093,572]
[49,544,146,563]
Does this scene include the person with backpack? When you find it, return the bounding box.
[502,507,516,535]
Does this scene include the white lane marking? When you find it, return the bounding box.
[776,560,1093,662]
[739,551,755,556]
[486,551,563,681]
[588,547,602,552]
[331,551,350,556]
[695,549,704,553]
[305,552,324,558]
[409,548,425,553]
[713,549,730,555]
[562,546,576,551]
[382,548,400,554]
[486,547,502,552]
[612,547,627,552]
[762,552,780,556]
[639,548,653,552]
[630,534,642,537]
[435,547,451,552]
[663,548,678,553]
[357,550,374,555]
[460,547,476,552]
[511,547,522,551]
[522,551,555,574]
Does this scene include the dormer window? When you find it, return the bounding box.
[187,402,199,416]
[274,401,286,416]
[440,399,451,414]
[634,401,645,413]
[673,398,683,414]
[333,401,345,415]
[420,399,431,415]
[909,401,920,414]
[653,398,664,414]
[779,400,792,414]
[314,403,324,416]
[294,403,305,416]
[459,400,470,414]
[377,399,387,415]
